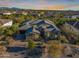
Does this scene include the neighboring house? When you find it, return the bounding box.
[44,12,53,17]
[0,19,13,27]
[72,15,79,19]
[22,11,28,15]
[14,19,60,40]
[63,21,79,36]
[3,12,12,15]
[64,15,79,19]
[64,16,72,18]
[0,12,3,15]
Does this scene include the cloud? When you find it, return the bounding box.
[0,0,79,10]
[44,5,66,10]
[0,0,11,7]
[67,0,75,1]
[43,4,79,10]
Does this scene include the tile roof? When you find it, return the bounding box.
[67,21,79,30]
[19,19,60,34]
[67,21,75,25]
[19,24,31,30]
[74,22,79,29]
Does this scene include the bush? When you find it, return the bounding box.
[0,41,9,46]
[28,39,36,49]
[48,41,62,57]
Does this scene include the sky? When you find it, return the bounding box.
[0,0,79,10]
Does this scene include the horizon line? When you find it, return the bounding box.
[0,6,79,11]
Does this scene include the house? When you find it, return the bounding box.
[64,15,79,19]
[0,19,13,27]
[22,11,28,15]
[64,16,72,18]
[14,20,60,41]
[63,21,79,36]
[3,12,12,15]
[72,15,79,19]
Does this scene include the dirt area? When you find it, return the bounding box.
[1,36,79,58]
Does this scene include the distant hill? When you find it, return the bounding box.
[0,7,79,15]
[0,7,23,11]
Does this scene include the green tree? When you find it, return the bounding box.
[1,23,19,36]
[28,39,36,49]
[10,23,19,33]
[15,14,26,23]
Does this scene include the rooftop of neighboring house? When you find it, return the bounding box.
[0,19,12,25]
[19,19,60,34]
[66,21,79,30]
[21,19,56,26]
[72,15,79,16]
